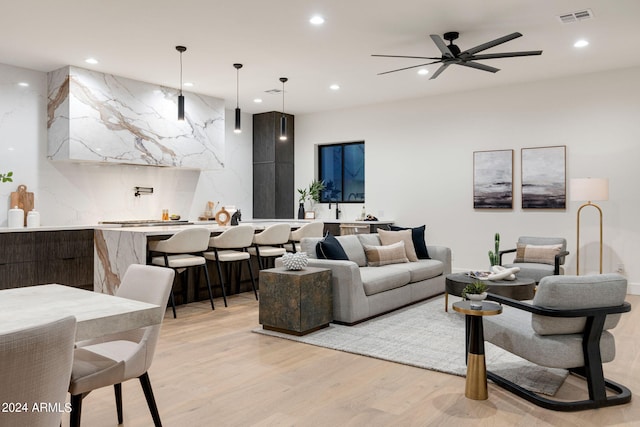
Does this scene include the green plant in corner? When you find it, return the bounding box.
[488,232,500,266]
[461,281,489,298]
[0,171,13,183]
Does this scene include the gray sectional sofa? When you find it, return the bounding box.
[276,233,451,325]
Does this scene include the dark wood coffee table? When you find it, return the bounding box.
[444,273,535,312]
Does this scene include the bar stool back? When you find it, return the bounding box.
[285,221,324,252]
[148,227,214,317]
[204,225,257,307]
[248,223,291,269]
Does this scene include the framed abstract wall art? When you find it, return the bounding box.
[521,145,566,209]
[473,149,513,209]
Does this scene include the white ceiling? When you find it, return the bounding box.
[2,0,640,115]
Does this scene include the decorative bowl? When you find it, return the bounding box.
[281,252,308,271]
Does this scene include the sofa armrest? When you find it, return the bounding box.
[275,258,369,323]
[427,245,452,275]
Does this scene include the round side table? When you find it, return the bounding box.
[452,300,502,400]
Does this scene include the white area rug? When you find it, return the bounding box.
[253,295,568,396]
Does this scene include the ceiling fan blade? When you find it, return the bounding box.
[462,32,522,55]
[469,50,543,60]
[457,61,500,73]
[429,63,451,80]
[372,54,442,60]
[377,60,442,75]
[430,34,454,58]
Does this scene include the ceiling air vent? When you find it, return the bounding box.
[558,9,594,24]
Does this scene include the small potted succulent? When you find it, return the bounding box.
[462,281,489,308]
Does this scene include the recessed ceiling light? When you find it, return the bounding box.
[17,82,29,87]
[253,98,263,103]
[85,58,99,65]
[329,84,340,90]
[417,69,429,75]
[183,82,194,87]
[310,15,325,25]
[574,39,589,48]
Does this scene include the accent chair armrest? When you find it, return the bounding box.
[554,250,570,275]
[486,293,631,318]
[498,248,516,265]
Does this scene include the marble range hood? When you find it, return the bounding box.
[47,66,224,170]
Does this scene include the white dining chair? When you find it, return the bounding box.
[0,316,76,427]
[247,223,291,270]
[148,227,214,317]
[204,225,257,306]
[68,264,174,427]
[285,221,324,253]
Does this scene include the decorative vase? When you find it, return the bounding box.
[466,292,487,309]
[281,252,308,271]
[297,202,305,219]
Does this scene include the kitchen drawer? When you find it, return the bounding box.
[0,232,37,264]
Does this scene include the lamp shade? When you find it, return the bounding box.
[570,178,609,202]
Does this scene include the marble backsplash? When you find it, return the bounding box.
[0,62,252,226]
[47,66,224,169]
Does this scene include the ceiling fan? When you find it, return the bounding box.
[373,31,542,79]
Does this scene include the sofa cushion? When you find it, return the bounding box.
[514,243,562,265]
[393,259,444,283]
[378,229,418,262]
[316,233,349,261]
[335,235,367,267]
[359,266,411,296]
[357,233,381,247]
[363,241,409,267]
[389,225,430,259]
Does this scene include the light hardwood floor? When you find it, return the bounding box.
[62,293,640,427]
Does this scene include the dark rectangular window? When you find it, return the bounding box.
[319,141,365,203]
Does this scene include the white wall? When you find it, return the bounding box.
[0,62,253,226]
[295,67,640,293]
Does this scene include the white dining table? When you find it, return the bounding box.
[0,284,163,341]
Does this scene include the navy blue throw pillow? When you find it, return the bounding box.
[316,233,349,260]
[389,225,430,259]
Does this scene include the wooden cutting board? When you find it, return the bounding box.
[9,184,34,226]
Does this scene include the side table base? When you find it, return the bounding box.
[263,323,329,337]
[466,353,488,400]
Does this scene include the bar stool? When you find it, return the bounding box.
[148,227,214,318]
[285,221,324,252]
[203,225,257,307]
[247,223,291,270]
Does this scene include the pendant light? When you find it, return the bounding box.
[233,63,243,134]
[279,77,288,141]
[176,46,187,120]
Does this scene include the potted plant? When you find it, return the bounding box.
[297,187,308,219]
[462,281,489,308]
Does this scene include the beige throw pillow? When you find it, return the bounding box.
[514,243,562,265]
[363,241,409,267]
[378,228,418,262]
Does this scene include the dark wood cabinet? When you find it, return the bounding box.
[0,229,94,290]
[253,111,294,219]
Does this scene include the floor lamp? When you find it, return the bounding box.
[570,178,609,275]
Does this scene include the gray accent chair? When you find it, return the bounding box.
[0,316,76,427]
[499,236,569,283]
[483,273,631,411]
[69,264,175,427]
